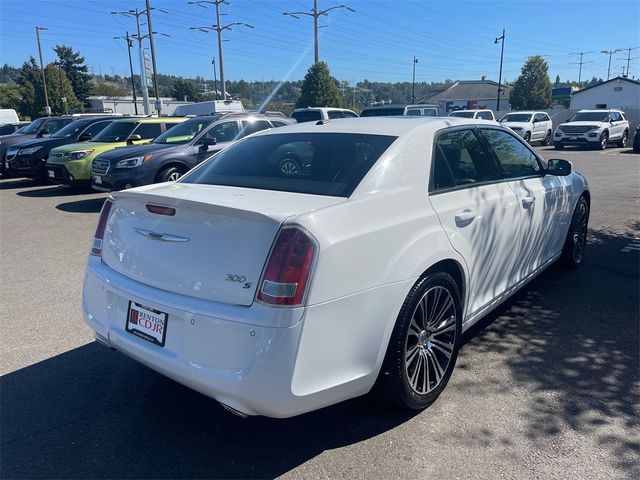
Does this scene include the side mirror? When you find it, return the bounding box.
[546,158,572,176]
[127,134,142,145]
[78,132,92,141]
[609,118,614,124]
[200,137,217,150]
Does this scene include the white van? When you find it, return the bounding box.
[405,104,439,116]
[173,100,244,116]
[0,109,20,125]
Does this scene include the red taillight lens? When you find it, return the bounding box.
[90,199,114,256]
[257,227,316,306]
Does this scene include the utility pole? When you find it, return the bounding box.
[494,29,505,112]
[35,26,51,116]
[114,32,139,114]
[620,47,640,78]
[283,1,355,64]
[189,1,254,101]
[411,56,418,104]
[54,61,66,114]
[569,51,595,84]
[212,57,218,100]
[145,0,161,114]
[601,49,624,80]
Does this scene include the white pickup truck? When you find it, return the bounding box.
[554,109,630,150]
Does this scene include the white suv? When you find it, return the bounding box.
[448,109,496,121]
[291,107,359,123]
[554,109,630,150]
[500,111,553,145]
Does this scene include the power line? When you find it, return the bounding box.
[569,51,595,83]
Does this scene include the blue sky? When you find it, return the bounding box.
[1,0,639,85]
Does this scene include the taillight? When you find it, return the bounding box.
[257,227,317,306]
[90,199,114,256]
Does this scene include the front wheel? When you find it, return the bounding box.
[561,196,589,267]
[618,130,628,148]
[376,272,462,410]
[524,131,531,143]
[598,131,609,150]
[157,165,186,183]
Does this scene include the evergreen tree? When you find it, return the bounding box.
[295,62,343,108]
[0,84,22,112]
[510,55,553,110]
[53,45,92,101]
[171,79,201,102]
[45,63,80,114]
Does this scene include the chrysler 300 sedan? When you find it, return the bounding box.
[82,117,589,418]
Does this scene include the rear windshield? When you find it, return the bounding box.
[181,132,397,197]
[361,107,405,117]
[500,113,532,123]
[291,111,322,123]
[449,111,475,118]
[92,121,137,142]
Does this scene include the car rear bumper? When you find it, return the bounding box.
[82,255,412,417]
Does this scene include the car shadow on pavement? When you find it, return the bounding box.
[1,229,637,479]
[0,178,43,190]
[56,197,107,213]
[16,185,93,198]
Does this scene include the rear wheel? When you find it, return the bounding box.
[561,196,589,267]
[523,131,531,143]
[377,272,462,410]
[157,165,187,183]
[598,131,609,150]
[618,130,628,148]
[543,130,552,146]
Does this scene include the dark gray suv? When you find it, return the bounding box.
[91,112,294,192]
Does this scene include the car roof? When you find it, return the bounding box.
[113,116,187,124]
[503,111,541,114]
[250,116,497,137]
[293,107,355,113]
[577,109,622,113]
[362,104,407,110]
[450,109,492,113]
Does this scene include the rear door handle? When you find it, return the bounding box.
[521,196,535,207]
[454,209,477,226]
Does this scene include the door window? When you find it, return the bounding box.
[203,121,240,143]
[240,120,271,137]
[476,111,494,120]
[82,121,110,138]
[480,128,542,179]
[42,118,72,134]
[431,129,498,191]
[133,123,163,140]
[327,110,344,119]
[610,112,621,122]
[342,111,358,118]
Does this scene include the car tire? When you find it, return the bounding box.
[598,131,609,150]
[376,272,462,410]
[561,195,589,267]
[543,130,552,146]
[554,143,564,150]
[157,165,187,183]
[279,155,302,175]
[618,130,628,148]
[524,131,531,143]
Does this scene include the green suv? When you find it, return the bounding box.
[46,117,186,186]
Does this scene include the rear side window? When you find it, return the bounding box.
[240,120,271,136]
[406,109,421,116]
[291,111,322,123]
[42,118,72,134]
[327,110,343,119]
[182,133,397,197]
[431,129,497,191]
[82,121,110,138]
[343,111,358,118]
[270,120,288,127]
[479,128,542,179]
[477,111,494,120]
[134,123,163,140]
[203,121,239,143]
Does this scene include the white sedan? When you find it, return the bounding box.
[82,117,590,418]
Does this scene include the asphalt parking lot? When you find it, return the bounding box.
[1,145,638,479]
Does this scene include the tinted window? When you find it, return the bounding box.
[134,123,163,140]
[241,120,271,136]
[343,111,358,118]
[424,108,438,116]
[477,111,494,120]
[570,112,610,122]
[361,107,405,117]
[154,118,213,144]
[93,121,137,142]
[19,118,48,134]
[327,110,343,119]
[542,113,550,121]
[431,129,497,190]
[448,111,475,118]
[610,112,621,121]
[406,109,421,116]
[82,121,111,138]
[203,121,239,143]
[500,113,532,123]
[270,120,288,127]
[291,111,322,123]
[42,118,72,134]
[182,133,397,197]
[51,119,92,138]
[480,129,541,179]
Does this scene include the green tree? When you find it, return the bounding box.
[295,62,343,108]
[0,83,22,111]
[171,79,201,102]
[53,45,92,101]
[92,82,127,97]
[510,55,553,110]
[45,63,80,114]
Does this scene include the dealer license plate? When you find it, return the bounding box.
[93,175,102,184]
[47,169,55,178]
[126,301,168,347]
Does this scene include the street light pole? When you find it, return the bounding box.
[35,26,51,116]
[212,57,218,100]
[494,28,505,112]
[114,32,139,114]
[283,1,355,64]
[411,56,418,104]
[189,1,254,101]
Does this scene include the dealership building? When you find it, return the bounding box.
[569,76,640,110]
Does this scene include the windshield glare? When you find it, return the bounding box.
[51,120,90,138]
[181,132,397,197]
[569,112,611,122]
[92,122,137,142]
[20,117,48,134]
[154,118,214,144]
[501,113,532,123]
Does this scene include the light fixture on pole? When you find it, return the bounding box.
[411,56,418,104]
[494,29,505,112]
[283,1,355,64]
[211,57,218,100]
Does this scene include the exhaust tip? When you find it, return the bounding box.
[219,402,249,418]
